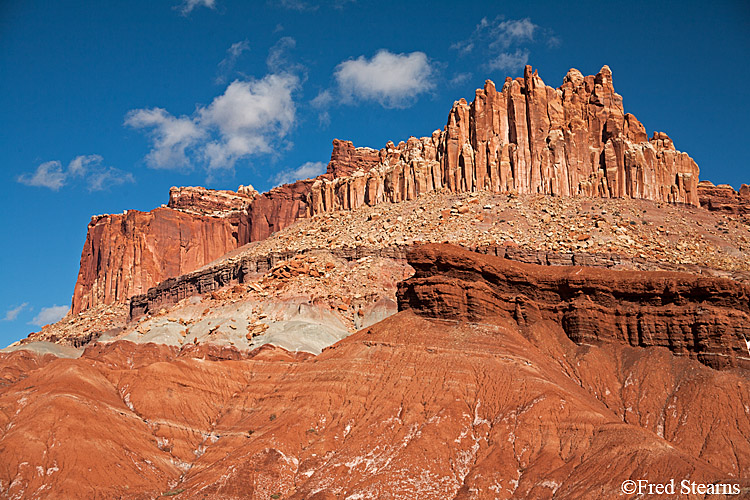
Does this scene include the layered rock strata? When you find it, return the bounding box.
[72,208,242,314]
[71,186,256,315]
[128,246,408,320]
[399,244,750,369]
[2,297,748,498]
[167,185,256,217]
[698,180,750,215]
[129,241,749,324]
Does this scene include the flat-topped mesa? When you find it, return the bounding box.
[71,186,254,315]
[245,65,700,243]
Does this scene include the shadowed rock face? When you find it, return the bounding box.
[399,244,750,370]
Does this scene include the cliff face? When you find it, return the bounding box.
[72,186,256,314]
[247,65,700,241]
[398,244,750,370]
[72,210,236,314]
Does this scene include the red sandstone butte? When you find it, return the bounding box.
[71,207,241,314]
[71,186,256,315]
[71,65,709,314]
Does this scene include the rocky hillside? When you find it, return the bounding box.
[71,65,716,316]
[1,245,748,499]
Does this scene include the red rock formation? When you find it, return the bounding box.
[698,180,750,214]
[325,139,381,177]
[167,185,256,216]
[71,208,240,314]
[243,180,317,243]
[243,140,382,242]
[398,244,750,370]
[245,65,701,244]
[71,66,707,315]
[71,186,257,315]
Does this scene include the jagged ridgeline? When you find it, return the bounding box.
[73,65,703,314]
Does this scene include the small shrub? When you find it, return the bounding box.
[271,493,281,499]
[269,413,277,421]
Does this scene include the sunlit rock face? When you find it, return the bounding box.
[248,65,700,244]
[72,66,704,316]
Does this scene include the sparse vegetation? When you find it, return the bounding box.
[269,413,277,421]
[161,488,185,497]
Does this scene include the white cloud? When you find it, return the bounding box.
[266,37,299,73]
[334,50,435,108]
[273,0,318,11]
[177,0,215,15]
[3,303,28,321]
[489,18,537,50]
[125,108,205,169]
[18,155,134,191]
[127,73,299,171]
[30,305,68,327]
[273,161,326,186]
[448,72,472,86]
[86,167,135,191]
[487,49,530,73]
[311,90,333,108]
[216,40,250,84]
[452,16,557,76]
[200,74,299,169]
[311,90,333,126]
[17,161,66,190]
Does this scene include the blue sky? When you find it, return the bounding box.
[1,0,749,346]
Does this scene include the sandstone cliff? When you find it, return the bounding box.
[71,185,255,314]
[247,65,701,241]
[399,244,750,370]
